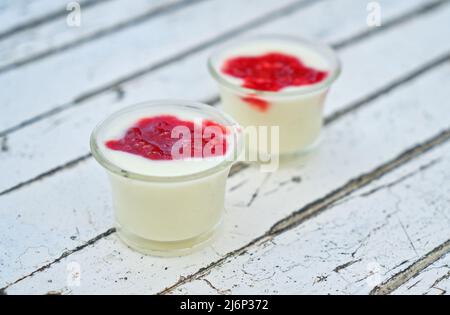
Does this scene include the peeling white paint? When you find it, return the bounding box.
[1,0,449,295]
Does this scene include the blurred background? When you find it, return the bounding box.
[1,0,450,295]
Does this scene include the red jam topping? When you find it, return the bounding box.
[242,96,270,112]
[221,52,328,92]
[105,115,228,160]
[222,52,328,112]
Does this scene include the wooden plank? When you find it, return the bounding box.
[0,0,192,71]
[0,0,440,136]
[1,0,448,195]
[0,0,300,133]
[0,0,182,67]
[3,57,450,294]
[392,252,450,295]
[0,0,433,72]
[170,140,450,294]
[370,239,450,295]
[0,0,105,39]
[0,0,447,284]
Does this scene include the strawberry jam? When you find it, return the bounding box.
[221,52,328,92]
[106,115,228,160]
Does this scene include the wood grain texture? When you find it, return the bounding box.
[1,0,448,195]
[0,0,441,136]
[0,0,107,39]
[4,57,450,294]
[393,252,450,295]
[0,0,299,134]
[2,0,450,295]
[0,0,186,70]
[171,140,450,294]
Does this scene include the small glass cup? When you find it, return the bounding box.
[208,35,341,157]
[90,100,243,256]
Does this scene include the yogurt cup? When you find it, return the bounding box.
[90,100,242,256]
[209,35,340,157]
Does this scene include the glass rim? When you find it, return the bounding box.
[208,34,341,98]
[90,100,243,183]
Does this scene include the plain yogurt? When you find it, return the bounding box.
[209,35,340,156]
[91,101,242,255]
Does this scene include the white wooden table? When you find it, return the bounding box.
[1,0,449,295]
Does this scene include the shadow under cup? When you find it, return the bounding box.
[90,101,243,256]
[208,35,341,158]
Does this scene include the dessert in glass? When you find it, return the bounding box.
[208,35,341,157]
[91,100,242,256]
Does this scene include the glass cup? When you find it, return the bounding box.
[208,35,341,157]
[90,100,243,256]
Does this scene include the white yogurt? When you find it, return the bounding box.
[91,101,241,255]
[209,36,340,156]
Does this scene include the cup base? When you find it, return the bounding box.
[116,221,222,257]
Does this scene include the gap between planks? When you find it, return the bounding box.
[158,127,450,295]
[0,0,446,138]
[0,228,116,293]
[0,0,208,75]
[370,239,450,295]
[0,0,109,41]
[3,0,445,72]
[2,0,450,293]
[333,0,450,50]
[1,1,449,197]
[0,0,319,137]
